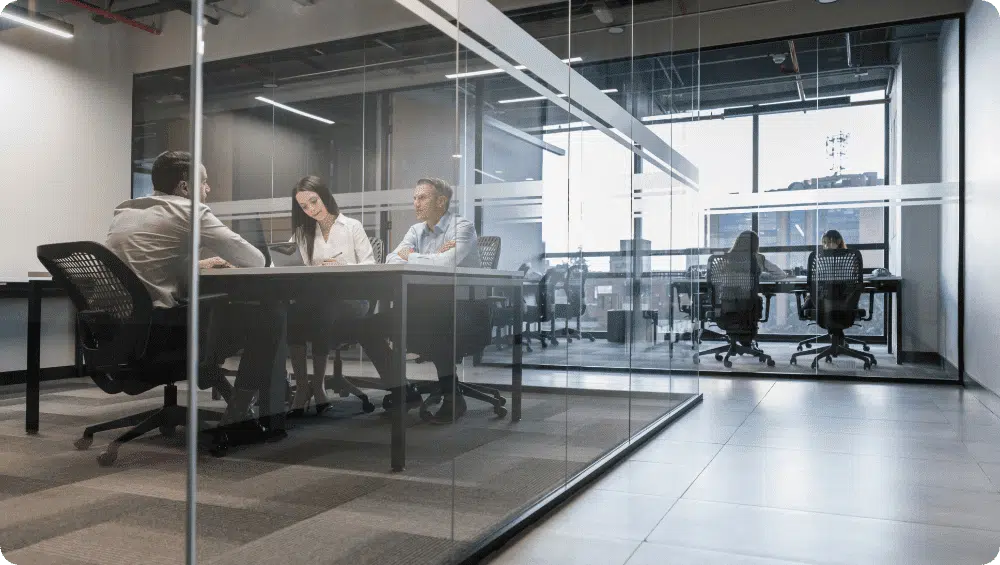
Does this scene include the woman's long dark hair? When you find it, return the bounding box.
[729,230,760,255]
[291,176,340,264]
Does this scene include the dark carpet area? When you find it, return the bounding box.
[0,376,691,565]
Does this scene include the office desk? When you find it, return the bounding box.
[668,276,904,363]
[202,264,525,472]
[5,277,75,434]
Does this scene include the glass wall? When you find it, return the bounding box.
[4,0,961,562]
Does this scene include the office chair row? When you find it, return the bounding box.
[693,248,879,371]
[36,236,508,466]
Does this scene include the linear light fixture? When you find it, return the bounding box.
[498,88,618,105]
[0,3,74,39]
[254,96,334,125]
[446,57,582,80]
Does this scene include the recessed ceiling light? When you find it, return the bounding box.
[815,0,838,3]
[498,88,618,104]
[608,26,625,34]
[446,57,583,80]
[255,96,335,125]
[262,83,278,89]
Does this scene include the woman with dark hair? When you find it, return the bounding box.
[729,230,786,280]
[286,176,375,417]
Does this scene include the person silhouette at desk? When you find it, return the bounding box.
[730,230,786,280]
[355,178,480,424]
[105,150,287,442]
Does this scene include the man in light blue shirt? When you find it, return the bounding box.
[387,178,479,267]
[356,178,482,423]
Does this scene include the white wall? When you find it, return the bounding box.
[0,17,134,370]
[965,0,1000,391]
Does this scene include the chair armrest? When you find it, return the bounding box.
[792,289,808,320]
[759,294,772,324]
[861,289,876,322]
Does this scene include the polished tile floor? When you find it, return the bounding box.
[487,377,1000,565]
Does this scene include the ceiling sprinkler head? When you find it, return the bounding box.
[771,53,787,64]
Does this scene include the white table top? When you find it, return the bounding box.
[200,263,524,279]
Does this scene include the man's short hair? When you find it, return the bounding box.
[416,177,453,209]
[151,150,192,195]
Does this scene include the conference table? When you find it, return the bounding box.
[667,275,904,363]
[201,263,525,472]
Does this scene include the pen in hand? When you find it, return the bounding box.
[322,252,344,266]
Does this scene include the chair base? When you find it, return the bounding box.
[797,333,871,353]
[325,350,379,414]
[75,384,225,466]
[411,380,508,420]
[695,336,775,368]
[790,333,877,370]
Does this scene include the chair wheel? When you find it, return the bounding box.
[870,358,878,366]
[797,345,804,351]
[825,357,833,363]
[160,425,176,438]
[805,343,813,349]
[361,398,376,413]
[714,353,723,361]
[588,337,595,342]
[494,405,508,418]
[692,354,700,364]
[496,395,507,406]
[864,362,872,370]
[863,345,871,352]
[790,358,797,365]
[723,359,733,368]
[767,359,775,367]
[551,339,559,346]
[74,436,93,450]
[97,450,117,467]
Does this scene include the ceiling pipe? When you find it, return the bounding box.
[787,39,806,101]
[94,0,220,26]
[59,0,161,33]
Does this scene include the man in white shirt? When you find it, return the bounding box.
[358,178,485,424]
[106,150,287,441]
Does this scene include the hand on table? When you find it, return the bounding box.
[199,257,233,269]
[437,240,456,253]
[321,257,346,266]
[397,247,414,261]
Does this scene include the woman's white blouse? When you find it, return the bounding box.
[290,213,375,266]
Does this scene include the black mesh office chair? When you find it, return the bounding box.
[324,236,385,413]
[551,264,595,344]
[695,252,775,367]
[521,270,552,352]
[37,242,229,466]
[478,236,501,269]
[790,248,877,370]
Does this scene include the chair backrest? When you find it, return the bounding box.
[477,236,501,269]
[37,242,154,369]
[706,251,761,334]
[808,248,864,331]
[563,264,588,317]
[369,236,385,264]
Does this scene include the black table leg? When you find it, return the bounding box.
[512,284,523,422]
[668,284,675,356]
[26,280,41,434]
[391,283,407,473]
[885,292,893,355]
[895,286,903,365]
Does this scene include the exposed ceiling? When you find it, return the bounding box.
[128,0,947,145]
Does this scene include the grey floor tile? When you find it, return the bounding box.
[648,499,1000,565]
[978,462,1000,488]
[537,489,676,542]
[487,530,640,565]
[625,542,812,565]
[686,444,995,495]
[594,460,705,499]
[965,441,1000,464]
[650,420,739,444]
[629,438,724,467]
[727,425,976,461]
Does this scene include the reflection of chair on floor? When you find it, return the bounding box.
[695,252,775,367]
[551,264,596,344]
[38,242,230,466]
[790,248,877,370]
